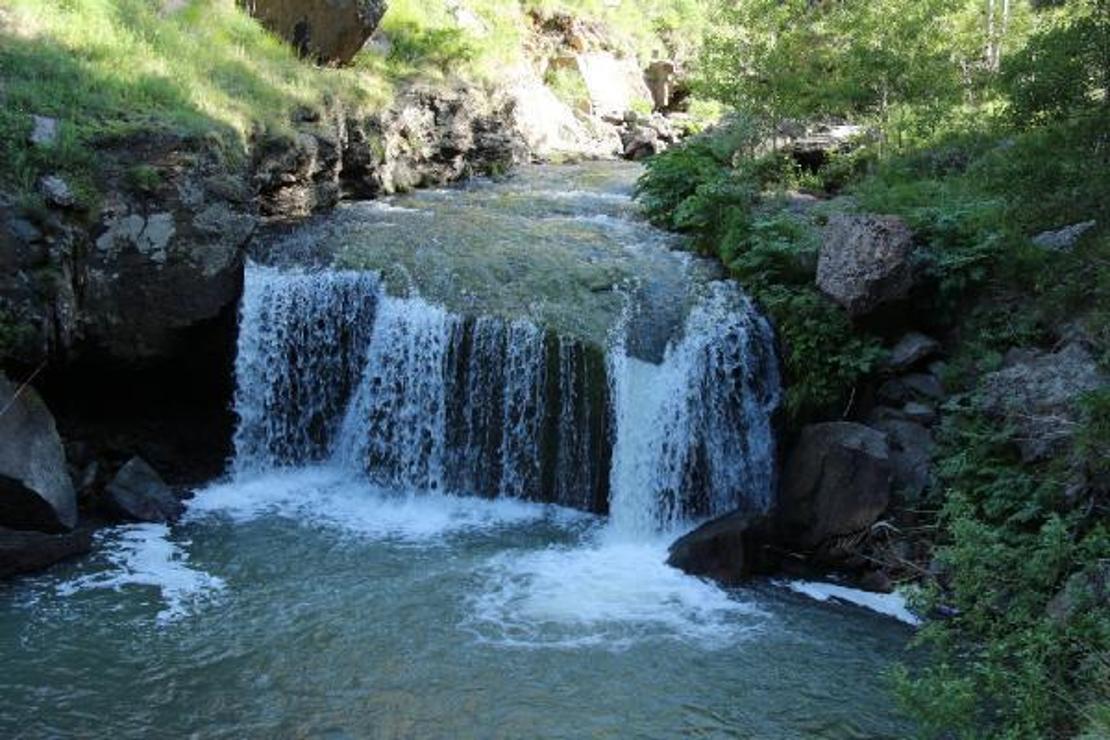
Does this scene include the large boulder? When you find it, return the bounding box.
[574,52,653,119]
[976,342,1107,462]
[0,526,93,579]
[104,457,185,523]
[242,0,388,65]
[817,213,916,318]
[871,419,934,501]
[778,423,892,549]
[0,374,77,532]
[666,510,760,585]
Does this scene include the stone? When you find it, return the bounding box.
[37,175,75,208]
[778,423,893,549]
[645,60,676,111]
[0,374,78,532]
[902,401,938,427]
[241,0,388,65]
[817,213,916,318]
[871,419,934,501]
[1031,220,1096,252]
[0,526,93,579]
[976,342,1107,462]
[666,510,759,585]
[1047,562,1109,624]
[878,373,945,405]
[104,457,185,523]
[575,52,653,119]
[29,115,58,147]
[888,332,940,371]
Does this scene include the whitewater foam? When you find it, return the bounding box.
[55,524,225,626]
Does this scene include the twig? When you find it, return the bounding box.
[0,360,47,421]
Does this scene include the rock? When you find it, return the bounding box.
[0,526,93,579]
[242,0,388,65]
[976,342,1107,462]
[29,115,58,147]
[666,510,759,585]
[902,401,938,427]
[574,52,653,119]
[888,332,940,371]
[1031,221,1096,252]
[104,457,185,523]
[622,125,660,160]
[1047,562,1109,624]
[645,60,677,111]
[0,374,78,532]
[778,423,893,549]
[817,213,916,318]
[871,419,934,501]
[878,373,945,405]
[37,175,75,208]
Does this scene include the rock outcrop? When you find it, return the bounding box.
[0,374,77,532]
[241,0,387,65]
[778,422,893,549]
[817,214,916,318]
[104,457,185,524]
[976,342,1107,462]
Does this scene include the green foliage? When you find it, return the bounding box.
[636,133,886,425]
[1003,1,1110,128]
[544,65,590,110]
[895,404,1110,738]
[125,164,162,194]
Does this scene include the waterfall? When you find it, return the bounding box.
[232,263,780,531]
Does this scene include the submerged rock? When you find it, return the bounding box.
[778,423,892,549]
[104,457,185,523]
[817,214,916,318]
[0,374,77,532]
[0,526,92,579]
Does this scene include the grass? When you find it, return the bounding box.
[0,0,392,202]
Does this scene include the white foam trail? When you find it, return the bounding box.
[55,524,225,626]
[188,467,563,541]
[783,580,921,626]
[466,534,765,650]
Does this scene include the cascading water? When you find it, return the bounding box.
[1,165,917,740]
[232,259,781,532]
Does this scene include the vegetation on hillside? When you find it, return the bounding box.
[636,0,1109,736]
[0,0,710,206]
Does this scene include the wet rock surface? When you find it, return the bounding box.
[104,457,185,524]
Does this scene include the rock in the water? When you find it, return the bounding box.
[104,457,185,523]
[817,213,916,318]
[666,510,759,585]
[888,332,940,371]
[37,175,75,208]
[871,419,934,501]
[1031,221,1096,252]
[242,0,387,65]
[0,526,93,579]
[0,374,77,532]
[29,115,58,147]
[778,423,892,549]
[976,342,1107,461]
